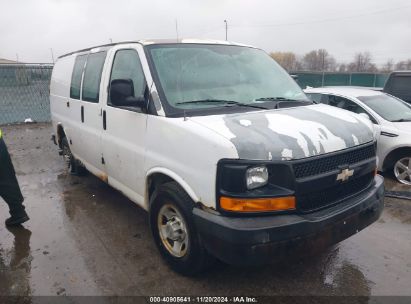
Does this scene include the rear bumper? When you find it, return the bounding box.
[193,175,384,265]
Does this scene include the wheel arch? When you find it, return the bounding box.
[56,123,66,148]
[145,168,200,209]
[382,146,411,171]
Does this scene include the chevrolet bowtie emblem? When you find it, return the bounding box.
[337,168,354,182]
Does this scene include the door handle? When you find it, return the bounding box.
[103,110,107,130]
[81,106,84,123]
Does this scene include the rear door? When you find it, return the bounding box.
[66,54,87,159]
[76,50,108,175]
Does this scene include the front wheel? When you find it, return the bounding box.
[149,182,214,275]
[393,157,411,185]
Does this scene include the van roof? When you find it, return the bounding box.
[58,39,255,59]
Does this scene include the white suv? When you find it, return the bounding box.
[50,40,384,274]
[305,87,411,185]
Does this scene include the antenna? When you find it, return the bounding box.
[224,20,228,41]
[175,19,179,41]
[50,48,55,63]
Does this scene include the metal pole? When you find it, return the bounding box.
[175,19,179,41]
[50,48,55,63]
[224,20,228,41]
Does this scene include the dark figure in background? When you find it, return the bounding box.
[0,129,29,226]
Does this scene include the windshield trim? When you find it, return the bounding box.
[144,43,306,117]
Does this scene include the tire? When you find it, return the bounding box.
[393,156,411,185]
[149,182,214,275]
[61,137,86,176]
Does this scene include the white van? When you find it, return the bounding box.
[50,39,384,275]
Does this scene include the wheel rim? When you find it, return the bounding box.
[394,157,411,185]
[157,204,189,258]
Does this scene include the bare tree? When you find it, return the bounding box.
[302,49,336,72]
[348,52,376,72]
[269,52,301,71]
[395,59,411,71]
[381,59,395,73]
[338,63,348,72]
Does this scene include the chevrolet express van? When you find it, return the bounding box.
[50,39,384,275]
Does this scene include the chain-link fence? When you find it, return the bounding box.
[0,64,53,125]
[291,71,389,89]
[0,65,392,125]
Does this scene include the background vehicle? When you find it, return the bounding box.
[50,40,384,275]
[383,71,411,104]
[305,87,411,185]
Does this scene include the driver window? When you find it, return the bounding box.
[109,49,146,105]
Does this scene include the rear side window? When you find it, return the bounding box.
[82,52,107,102]
[390,76,411,93]
[70,55,87,99]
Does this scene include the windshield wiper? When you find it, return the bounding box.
[176,99,267,110]
[254,97,313,108]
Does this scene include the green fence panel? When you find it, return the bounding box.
[375,74,389,87]
[292,72,389,88]
[323,73,350,86]
[350,73,375,87]
[295,73,323,88]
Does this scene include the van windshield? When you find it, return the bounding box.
[147,44,308,115]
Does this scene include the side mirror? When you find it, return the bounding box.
[109,79,147,108]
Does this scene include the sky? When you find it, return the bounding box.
[0,0,410,66]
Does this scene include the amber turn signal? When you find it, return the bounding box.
[220,196,296,212]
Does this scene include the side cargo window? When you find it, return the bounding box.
[70,55,87,99]
[108,49,146,105]
[82,52,107,103]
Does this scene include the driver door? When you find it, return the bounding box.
[100,47,148,204]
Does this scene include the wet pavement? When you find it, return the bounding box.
[0,123,410,297]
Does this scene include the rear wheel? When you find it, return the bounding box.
[149,182,214,275]
[61,137,86,175]
[393,157,411,185]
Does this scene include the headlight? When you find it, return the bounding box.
[246,166,268,189]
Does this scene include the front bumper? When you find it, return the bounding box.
[193,175,384,265]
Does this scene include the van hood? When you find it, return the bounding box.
[189,104,374,161]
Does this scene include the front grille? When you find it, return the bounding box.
[293,144,375,179]
[297,173,374,212]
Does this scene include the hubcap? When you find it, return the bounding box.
[157,204,188,258]
[394,157,411,185]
